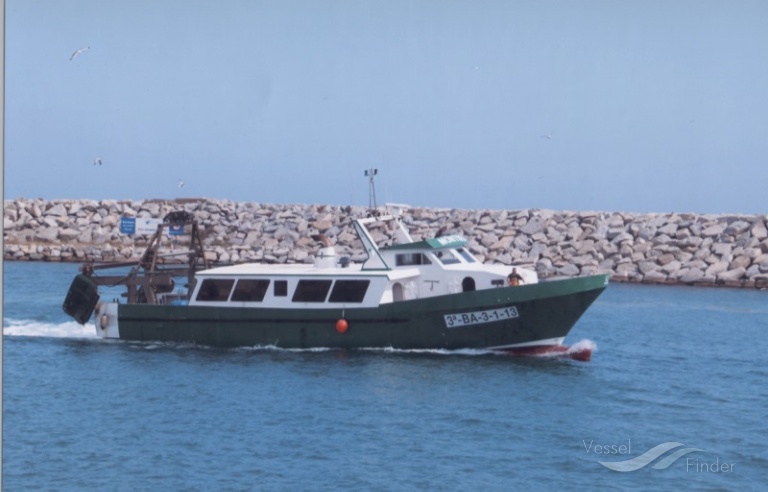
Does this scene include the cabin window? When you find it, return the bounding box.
[329,280,370,303]
[292,280,333,302]
[435,250,460,265]
[274,280,288,297]
[457,248,476,263]
[231,279,270,302]
[396,253,432,266]
[196,278,235,302]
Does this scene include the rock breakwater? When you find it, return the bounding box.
[4,198,768,288]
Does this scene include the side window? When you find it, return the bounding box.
[195,278,235,302]
[396,253,432,266]
[292,280,333,302]
[274,280,288,297]
[329,280,370,303]
[231,279,270,302]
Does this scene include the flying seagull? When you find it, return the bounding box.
[540,131,554,140]
[93,158,102,166]
[70,45,90,61]
[178,179,185,188]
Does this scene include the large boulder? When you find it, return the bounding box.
[705,261,729,277]
[45,203,68,216]
[718,267,747,283]
[751,221,768,240]
[702,223,726,237]
[679,268,704,283]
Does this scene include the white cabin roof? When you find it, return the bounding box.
[196,262,387,277]
[196,262,425,281]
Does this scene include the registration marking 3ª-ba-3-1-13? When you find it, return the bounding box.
[444,306,519,328]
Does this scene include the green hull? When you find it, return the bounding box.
[114,274,608,350]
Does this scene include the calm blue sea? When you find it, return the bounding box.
[3,261,767,491]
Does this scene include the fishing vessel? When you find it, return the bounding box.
[63,203,607,360]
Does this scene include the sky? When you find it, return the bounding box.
[4,0,768,214]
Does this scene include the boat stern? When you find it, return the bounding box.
[94,302,120,339]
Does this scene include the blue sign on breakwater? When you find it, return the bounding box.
[119,217,135,235]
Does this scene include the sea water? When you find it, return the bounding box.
[3,261,767,490]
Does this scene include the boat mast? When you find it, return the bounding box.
[365,168,378,213]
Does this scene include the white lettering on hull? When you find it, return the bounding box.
[444,306,519,328]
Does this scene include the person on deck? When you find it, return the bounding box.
[507,268,524,286]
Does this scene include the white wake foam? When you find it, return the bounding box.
[234,345,495,356]
[567,339,598,354]
[233,344,334,353]
[3,319,98,339]
[361,346,495,356]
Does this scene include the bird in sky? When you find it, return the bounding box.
[178,179,185,188]
[540,131,554,140]
[93,158,102,166]
[70,45,90,61]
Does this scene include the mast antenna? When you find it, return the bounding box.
[364,168,378,211]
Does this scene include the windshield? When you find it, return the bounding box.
[434,250,460,265]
